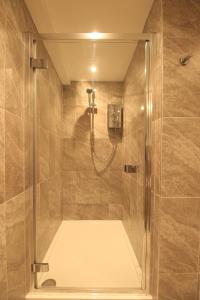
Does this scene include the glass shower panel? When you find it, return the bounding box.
[32,37,150,291]
[33,39,62,270]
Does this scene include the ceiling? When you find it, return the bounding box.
[25,0,153,84]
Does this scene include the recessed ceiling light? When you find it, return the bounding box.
[88,32,103,40]
[90,65,97,73]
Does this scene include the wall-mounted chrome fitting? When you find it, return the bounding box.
[31,262,49,273]
[124,164,138,173]
[180,54,192,66]
[30,58,48,69]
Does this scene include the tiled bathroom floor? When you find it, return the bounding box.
[38,220,142,289]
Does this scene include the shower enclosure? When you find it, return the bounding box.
[28,33,152,296]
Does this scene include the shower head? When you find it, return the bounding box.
[86,88,96,107]
[86,88,93,94]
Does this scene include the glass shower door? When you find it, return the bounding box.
[32,35,151,291]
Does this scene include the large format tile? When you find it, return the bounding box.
[163,38,200,117]
[5,13,24,118]
[62,105,76,138]
[62,138,76,171]
[5,111,24,200]
[100,170,122,204]
[93,138,123,172]
[108,204,123,219]
[159,198,200,273]
[163,0,200,38]
[74,106,91,141]
[159,272,198,300]
[62,171,77,204]
[6,193,26,300]
[63,84,76,107]
[63,204,108,220]
[75,140,94,171]
[162,118,200,197]
[76,171,101,204]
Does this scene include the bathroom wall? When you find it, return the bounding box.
[0,0,62,299]
[122,41,146,267]
[144,0,200,299]
[62,81,123,220]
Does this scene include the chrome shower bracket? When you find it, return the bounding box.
[30,57,48,69]
[31,262,49,273]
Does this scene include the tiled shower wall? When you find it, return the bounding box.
[144,0,200,299]
[0,1,62,299]
[122,41,146,267]
[62,81,123,220]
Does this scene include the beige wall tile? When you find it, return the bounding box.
[94,138,123,171]
[100,170,122,204]
[63,84,76,106]
[76,171,101,204]
[163,0,200,38]
[6,192,26,300]
[62,138,76,171]
[109,204,123,220]
[159,198,200,273]
[62,81,123,219]
[163,37,200,117]
[63,204,108,220]
[159,272,198,300]
[5,14,24,118]
[161,118,200,197]
[5,111,24,200]
[62,171,77,204]
[62,105,76,138]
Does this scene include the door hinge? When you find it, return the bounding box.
[30,58,48,69]
[31,262,49,273]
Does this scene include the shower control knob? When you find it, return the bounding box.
[124,165,138,173]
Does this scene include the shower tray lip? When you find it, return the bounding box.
[26,289,152,300]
